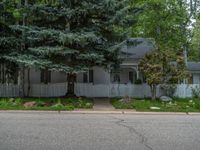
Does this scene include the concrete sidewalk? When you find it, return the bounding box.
[93,98,116,111]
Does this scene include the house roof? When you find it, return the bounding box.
[187,62,200,71]
[120,38,155,59]
[120,38,200,72]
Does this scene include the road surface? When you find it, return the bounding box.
[0,112,200,150]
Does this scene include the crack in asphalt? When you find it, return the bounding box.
[110,116,154,150]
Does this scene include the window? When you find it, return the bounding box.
[113,74,120,83]
[83,70,94,83]
[129,71,133,83]
[89,70,94,83]
[41,70,51,84]
[83,72,88,83]
[0,64,6,84]
[0,64,18,84]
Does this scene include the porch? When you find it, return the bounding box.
[110,63,143,84]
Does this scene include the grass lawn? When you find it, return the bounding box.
[0,97,93,111]
[111,98,200,112]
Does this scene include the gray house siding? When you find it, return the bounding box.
[192,73,200,84]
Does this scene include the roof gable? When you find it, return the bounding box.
[120,38,155,59]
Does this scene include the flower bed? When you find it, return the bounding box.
[0,97,93,111]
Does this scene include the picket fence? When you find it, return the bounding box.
[0,83,199,98]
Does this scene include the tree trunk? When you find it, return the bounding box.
[18,66,25,97]
[150,85,157,100]
[18,0,28,97]
[66,73,76,97]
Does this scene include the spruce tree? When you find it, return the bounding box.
[0,1,20,84]
[11,0,136,96]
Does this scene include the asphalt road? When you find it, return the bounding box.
[0,112,200,150]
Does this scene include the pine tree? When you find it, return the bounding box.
[0,1,21,84]
[10,0,136,96]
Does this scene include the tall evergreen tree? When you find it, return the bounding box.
[0,0,20,84]
[10,0,136,96]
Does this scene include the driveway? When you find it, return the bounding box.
[0,112,200,150]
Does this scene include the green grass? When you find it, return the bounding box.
[110,98,200,112]
[0,97,93,110]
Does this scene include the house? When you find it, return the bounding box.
[24,38,154,85]
[24,38,200,85]
[187,62,200,84]
[1,38,200,98]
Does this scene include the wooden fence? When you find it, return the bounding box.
[0,83,199,98]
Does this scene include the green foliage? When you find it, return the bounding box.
[66,97,93,109]
[110,99,135,109]
[85,102,93,109]
[6,0,134,73]
[0,99,12,107]
[12,98,22,106]
[131,0,200,60]
[132,0,190,53]
[139,50,189,100]
[191,86,200,98]
[0,0,135,95]
[160,84,177,97]
[190,18,200,61]
[195,101,200,110]
[111,98,200,112]
[0,97,92,110]
[0,98,22,108]
[35,101,46,107]
[65,105,75,111]
[43,99,76,111]
[0,1,21,84]
[51,103,65,110]
[134,79,142,84]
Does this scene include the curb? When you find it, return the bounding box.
[0,110,200,115]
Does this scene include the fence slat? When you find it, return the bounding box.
[0,83,199,98]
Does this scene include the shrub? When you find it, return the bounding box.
[191,86,200,98]
[76,99,84,108]
[134,79,142,84]
[188,100,195,108]
[13,98,22,106]
[111,99,135,109]
[8,98,15,103]
[0,98,22,107]
[195,101,200,110]
[51,98,75,111]
[0,99,11,107]
[85,102,93,108]
[36,101,46,107]
[160,84,177,97]
[51,103,65,110]
[51,103,75,111]
[66,98,74,103]
[65,105,75,111]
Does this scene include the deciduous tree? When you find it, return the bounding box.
[139,50,189,100]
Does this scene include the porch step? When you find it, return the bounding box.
[93,98,115,111]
